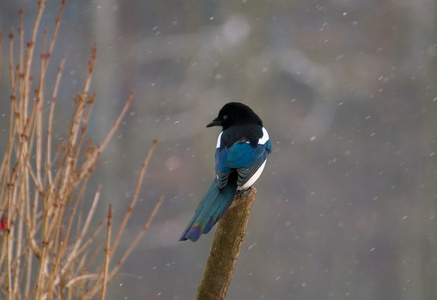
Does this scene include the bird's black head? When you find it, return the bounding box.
[207,102,263,130]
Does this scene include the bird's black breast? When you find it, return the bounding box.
[220,124,263,149]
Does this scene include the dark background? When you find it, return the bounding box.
[1,1,436,299]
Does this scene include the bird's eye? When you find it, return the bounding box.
[223,115,228,120]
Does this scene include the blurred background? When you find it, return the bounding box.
[1,0,437,299]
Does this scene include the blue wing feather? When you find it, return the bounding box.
[216,140,271,189]
[215,148,231,189]
[179,176,237,242]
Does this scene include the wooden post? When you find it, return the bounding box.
[196,187,257,300]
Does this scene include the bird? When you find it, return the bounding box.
[179,102,271,242]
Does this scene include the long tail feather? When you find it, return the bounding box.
[179,178,237,242]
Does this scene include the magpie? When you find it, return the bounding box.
[179,102,271,242]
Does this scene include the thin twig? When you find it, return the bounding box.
[46,55,66,185]
[110,138,157,254]
[108,194,164,281]
[45,0,66,68]
[78,91,136,182]
[75,221,105,260]
[23,1,46,120]
[35,29,48,193]
[63,185,102,272]
[101,205,112,300]
[83,43,97,98]
[65,274,99,289]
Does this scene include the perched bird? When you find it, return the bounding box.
[180,102,271,242]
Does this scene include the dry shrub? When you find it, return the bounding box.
[0,2,162,299]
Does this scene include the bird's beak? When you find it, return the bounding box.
[206,117,221,128]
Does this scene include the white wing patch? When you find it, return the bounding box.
[238,160,267,190]
[259,127,269,145]
[216,131,223,148]
[217,127,268,148]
